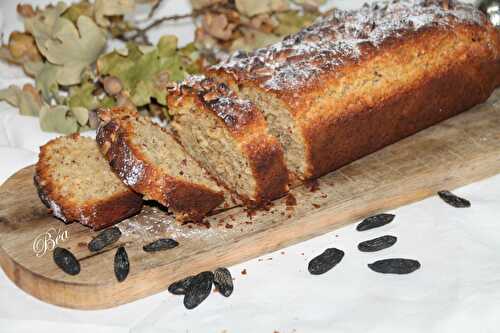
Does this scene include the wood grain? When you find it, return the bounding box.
[1,89,499,310]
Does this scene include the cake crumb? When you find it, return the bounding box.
[305,179,320,192]
[285,193,297,206]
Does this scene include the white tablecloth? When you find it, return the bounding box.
[2,1,498,333]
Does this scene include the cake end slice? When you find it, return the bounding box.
[35,134,143,230]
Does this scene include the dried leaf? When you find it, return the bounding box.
[23,61,44,77]
[97,36,186,106]
[24,2,68,50]
[135,0,160,4]
[190,0,227,10]
[291,0,326,10]
[0,45,15,64]
[8,31,42,63]
[230,28,281,52]
[17,4,37,18]
[62,1,94,23]
[0,84,42,116]
[178,42,203,74]
[243,14,279,31]
[94,0,135,27]
[138,45,156,54]
[26,5,107,86]
[194,26,220,50]
[34,63,59,102]
[115,47,129,56]
[49,17,106,85]
[68,80,99,110]
[0,32,42,77]
[71,106,89,126]
[235,0,289,17]
[273,11,320,36]
[99,95,117,109]
[39,104,79,134]
[201,13,237,40]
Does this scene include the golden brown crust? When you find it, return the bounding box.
[304,56,499,177]
[35,134,143,230]
[242,136,289,203]
[168,76,289,203]
[300,25,500,178]
[96,114,225,222]
[210,1,495,102]
[209,0,500,179]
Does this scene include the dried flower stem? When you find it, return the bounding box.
[118,2,236,44]
[148,0,163,19]
[120,11,200,44]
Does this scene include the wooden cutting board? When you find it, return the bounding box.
[1,88,499,310]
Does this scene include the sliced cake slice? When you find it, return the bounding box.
[97,110,226,222]
[34,134,143,230]
[167,75,289,205]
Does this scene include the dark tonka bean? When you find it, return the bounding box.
[214,267,233,297]
[358,235,397,252]
[143,238,179,252]
[308,248,345,275]
[114,246,129,282]
[53,247,80,276]
[357,213,395,231]
[368,258,421,274]
[183,271,214,310]
[168,276,194,295]
[438,190,471,208]
[88,227,122,252]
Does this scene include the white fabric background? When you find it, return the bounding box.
[2,1,498,333]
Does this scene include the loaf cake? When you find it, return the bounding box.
[97,109,226,222]
[208,0,500,180]
[34,134,143,230]
[167,75,289,204]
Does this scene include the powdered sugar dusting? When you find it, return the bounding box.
[119,148,145,187]
[209,95,255,127]
[118,206,234,242]
[48,197,66,222]
[36,184,68,222]
[213,0,487,92]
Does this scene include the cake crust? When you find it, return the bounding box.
[168,76,289,203]
[97,112,225,222]
[35,134,143,230]
[209,0,500,179]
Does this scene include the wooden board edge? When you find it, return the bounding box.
[1,157,499,309]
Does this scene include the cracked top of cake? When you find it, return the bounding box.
[211,0,488,94]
